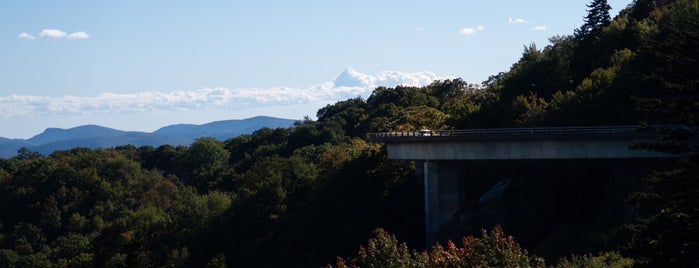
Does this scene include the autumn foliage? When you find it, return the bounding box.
[331,226,545,268]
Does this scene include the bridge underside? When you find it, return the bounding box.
[414,158,669,249]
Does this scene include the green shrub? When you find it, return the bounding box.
[556,251,633,268]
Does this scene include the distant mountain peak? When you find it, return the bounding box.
[28,125,127,144]
[153,116,294,140]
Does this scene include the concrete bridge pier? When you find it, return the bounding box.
[371,126,679,249]
[416,160,461,248]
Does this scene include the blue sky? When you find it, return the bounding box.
[1,0,631,138]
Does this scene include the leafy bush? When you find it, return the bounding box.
[556,251,633,268]
[330,225,545,268]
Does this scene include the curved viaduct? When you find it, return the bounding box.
[370,126,677,247]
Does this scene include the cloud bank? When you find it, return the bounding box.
[0,68,446,118]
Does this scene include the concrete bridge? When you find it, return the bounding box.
[369,126,677,247]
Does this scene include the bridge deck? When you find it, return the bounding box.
[369,126,655,142]
[369,126,677,160]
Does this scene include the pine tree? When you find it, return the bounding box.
[575,0,612,38]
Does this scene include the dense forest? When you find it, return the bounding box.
[1,0,697,267]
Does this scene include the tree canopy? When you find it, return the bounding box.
[1,0,697,267]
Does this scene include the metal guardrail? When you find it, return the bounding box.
[369,126,646,140]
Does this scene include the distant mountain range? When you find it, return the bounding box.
[0,116,296,158]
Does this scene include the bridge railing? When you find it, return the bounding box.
[369,126,645,139]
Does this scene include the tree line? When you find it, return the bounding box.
[1,0,697,266]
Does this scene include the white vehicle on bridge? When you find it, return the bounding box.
[418,129,432,136]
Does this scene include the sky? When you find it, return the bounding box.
[1,0,631,139]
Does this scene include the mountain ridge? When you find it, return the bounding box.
[28,124,133,144]
[1,116,296,158]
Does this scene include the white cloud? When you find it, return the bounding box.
[67,31,90,39]
[32,29,89,40]
[39,29,67,38]
[532,25,547,31]
[333,68,443,89]
[460,25,485,36]
[414,27,424,31]
[0,69,449,118]
[460,28,477,35]
[18,32,36,40]
[508,17,529,24]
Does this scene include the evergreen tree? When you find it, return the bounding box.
[624,0,699,266]
[575,0,612,38]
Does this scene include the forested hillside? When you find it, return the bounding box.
[1,0,697,267]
